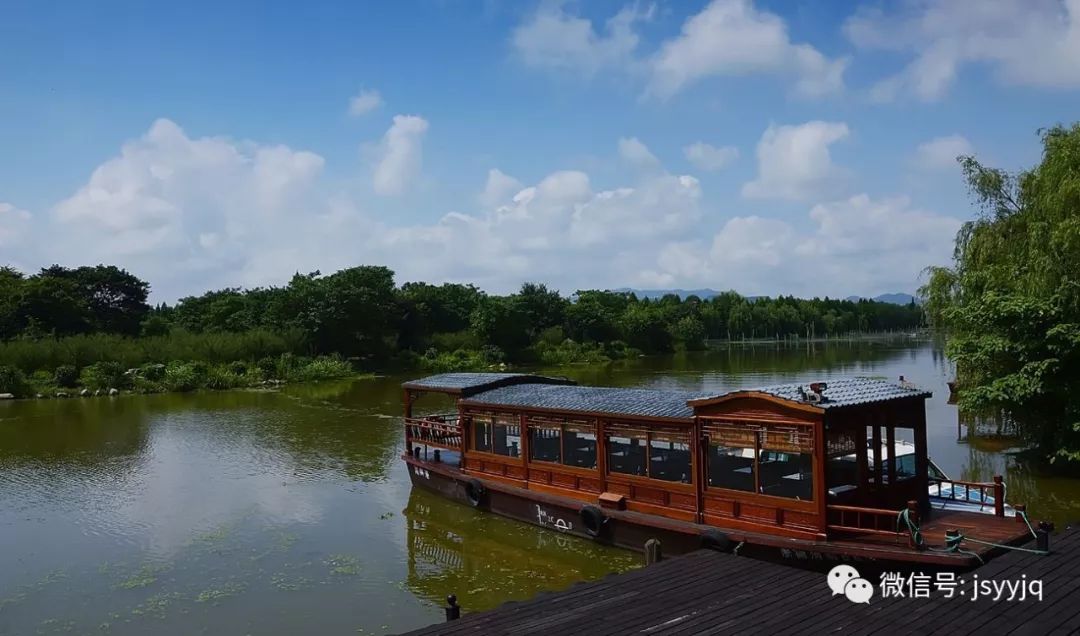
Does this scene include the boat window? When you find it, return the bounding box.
[649,431,692,483]
[529,423,561,463]
[492,414,521,458]
[896,453,916,479]
[606,429,647,476]
[562,422,598,469]
[758,450,813,500]
[704,422,815,501]
[707,443,756,492]
[472,415,492,453]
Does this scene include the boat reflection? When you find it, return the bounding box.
[402,488,638,613]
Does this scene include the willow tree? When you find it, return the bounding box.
[922,124,1080,464]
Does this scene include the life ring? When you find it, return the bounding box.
[463,478,485,507]
[700,529,732,552]
[580,505,606,537]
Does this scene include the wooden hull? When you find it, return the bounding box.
[402,456,1010,572]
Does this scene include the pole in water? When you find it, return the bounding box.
[644,538,662,565]
[445,594,461,621]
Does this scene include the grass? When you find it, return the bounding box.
[0,352,355,399]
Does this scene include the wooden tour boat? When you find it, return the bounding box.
[401,373,1045,568]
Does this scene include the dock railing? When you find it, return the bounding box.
[405,413,463,451]
[929,474,1005,516]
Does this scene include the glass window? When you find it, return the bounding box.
[757,451,813,500]
[707,443,756,492]
[492,414,521,458]
[562,423,598,469]
[529,425,561,463]
[607,431,647,476]
[649,434,692,483]
[895,453,916,479]
[472,416,492,453]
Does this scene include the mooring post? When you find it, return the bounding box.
[445,594,460,621]
[1037,521,1052,552]
[993,475,1004,517]
[644,539,662,566]
[433,449,441,463]
[906,500,923,549]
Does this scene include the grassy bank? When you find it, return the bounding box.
[0,353,355,399]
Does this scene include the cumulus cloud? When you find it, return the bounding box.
[683,141,738,171]
[479,168,523,207]
[371,115,429,196]
[742,121,850,201]
[913,135,974,171]
[0,202,31,248]
[845,0,1080,101]
[348,89,383,116]
[511,3,650,75]
[618,137,660,169]
[642,194,962,296]
[648,0,848,98]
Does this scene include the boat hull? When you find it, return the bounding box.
[401,456,977,573]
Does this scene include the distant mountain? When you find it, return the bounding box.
[845,293,918,305]
[614,288,917,304]
[613,288,723,300]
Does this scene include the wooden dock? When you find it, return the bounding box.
[401,527,1078,635]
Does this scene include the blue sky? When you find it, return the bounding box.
[2,0,1078,302]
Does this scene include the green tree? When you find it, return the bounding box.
[514,282,568,338]
[921,123,1080,463]
[470,296,530,356]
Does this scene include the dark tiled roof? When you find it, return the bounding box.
[402,372,575,397]
[693,377,932,409]
[462,384,706,420]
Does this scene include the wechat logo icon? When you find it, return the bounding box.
[827,564,874,604]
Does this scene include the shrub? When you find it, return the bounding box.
[227,361,248,376]
[430,330,480,352]
[163,362,199,392]
[140,363,166,381]
[54,365,79,388]
[0,365,29,396]
[80,361,128,391]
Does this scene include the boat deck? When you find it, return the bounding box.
[828,508,1035,566]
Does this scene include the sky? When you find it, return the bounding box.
[1,0,1079,303]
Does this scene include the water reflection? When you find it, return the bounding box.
[402,489,638,612]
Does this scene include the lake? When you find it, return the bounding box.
[2,339,1077,635]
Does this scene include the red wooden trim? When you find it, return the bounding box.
[688,391,825,414]
[701,488,818,514]
[607,472,697,495]
[525,459,600,478]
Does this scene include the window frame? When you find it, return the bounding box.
[702,419,817,504]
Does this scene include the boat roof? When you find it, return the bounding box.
[460,384,704,421]
[401,372,576,397]
[688,377,932,410]
[404,373,931,419]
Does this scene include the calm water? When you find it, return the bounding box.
[2,340,1077,635]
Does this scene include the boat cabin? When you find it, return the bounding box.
[402,373,958,540]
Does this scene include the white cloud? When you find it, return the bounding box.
[742,121,850,201]
[348,89,383,116]
[683,141,738,171]
[511,3,649,75]
[0,202,31,248]
[371,115,429,196]
[648,0,847,98]
[642,194,962,296]
[479,168,523,207]
[23,119,956,302]
[845,0,1080,101]
[618,136,660,169]
[913,135,974,171]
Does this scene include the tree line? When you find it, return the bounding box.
[1,263,923,373]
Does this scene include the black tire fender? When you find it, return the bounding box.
[700,528,732,552]
[580,504,606,537]
[464,478,485,507]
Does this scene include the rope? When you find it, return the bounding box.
[896,508,924,547]
[733,541,745,556]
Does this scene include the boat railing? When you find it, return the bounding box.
[826,504,908,542]
[929,475,1005,516]
[405,413,463,451]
